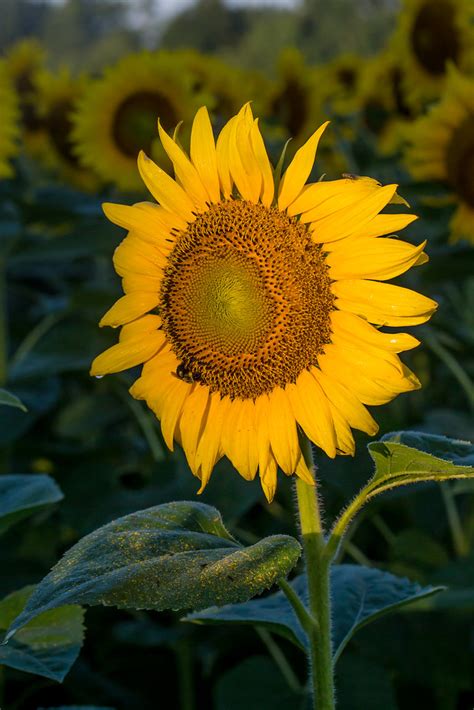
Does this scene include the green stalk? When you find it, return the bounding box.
[295,437,335,710]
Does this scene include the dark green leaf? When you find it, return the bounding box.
[0,388,27,412]
[6,502,301,639]
[0,586,84,682]
[188,565,443,661]
[0,474,63,535]
[336,653,398,710]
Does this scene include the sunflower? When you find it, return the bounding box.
[29,68,98,190]
[0,61,19,177]
[390,0,474,110]
[319,52,366,116]
[175,50,268,128]
[4,39,45,136]
[405,68,474,242]
[72,52,203,192]
[356,50,414,155]
[91,104,437,501]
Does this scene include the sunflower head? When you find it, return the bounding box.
[390,0,474,109]
[405,67,474,242]
[72,51,206,192]
[91,103,437,501]
[5,39,46,133]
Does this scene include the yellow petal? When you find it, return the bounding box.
[216,116,236,199]
[287,370,337,458]
[99,292,160,328]
[330,310,420,353]
[90,329,165,376]
[177,385,210,475]
[310,184,398,243]
[158,121,210,209]
[268,387,299,474]
[190,106,220,204]
[157,378,191,451]
[250,119,274,207]
[312,367,378,436]
[113,235,166,278]
[196,393,229,491]
[228,108,261,203]
[137,151,195,222]
[278,122,329,211]
[255,394,271,473]
[102,201,184,242]
[122,273,162,294]
[332,279,438,326]
[327,238,428,280]
[259,454,278,503]
[326,402,355,455]
[120,314,162,341]
[294,452,316,485]
[323,214,418,250]
[221,398,258,480]
[288,176,381,218]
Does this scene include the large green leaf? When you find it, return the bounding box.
[366,432,474,498]
[0,388,27,412]
[0,586,84,682]
[0,474,63,535]
[6,502,300,639]
[188,565,443,661]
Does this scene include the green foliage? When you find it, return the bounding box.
[0,388,27,411]
[6,502,300,640]
[0,586,84,682]
[0,474,63,535]
[188,565,442,662]
[214,656,306,710]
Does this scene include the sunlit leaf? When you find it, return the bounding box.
[6,502,301,639]
[0,388,27,412]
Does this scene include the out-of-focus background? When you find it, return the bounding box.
[1,1,474,709]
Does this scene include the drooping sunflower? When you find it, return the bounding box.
[72,52,203,192]
[91,104,437,501]
[390,0,474,110]
[0,61,19,178]
[29,68,98,190]
[405,68,474,242]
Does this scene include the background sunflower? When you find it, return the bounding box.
[0,61,19,177]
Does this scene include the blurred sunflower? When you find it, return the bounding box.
[30,68,98,190]
[72,52,203,191]
[176,50,268,128]
[357,51,414,155]
[391,0,474,110]
[91,103,436,500]
[0,61,19,177]
[266,49,324,147]
[320,53,366,116]
[405,69,474,242]
[5,39,45,137]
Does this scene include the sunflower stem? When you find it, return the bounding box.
[295,438,335,710]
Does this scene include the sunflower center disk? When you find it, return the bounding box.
[411,1,460,76]
[113,90,177,157]
[446,117,474,207]
[160,200,334,399]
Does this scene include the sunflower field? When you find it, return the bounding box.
[1,1,474,708]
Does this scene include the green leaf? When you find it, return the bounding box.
[188,565,443,661]
[0,586,84,682]
[366,431,474,499]
[0,474,63,535]
[0,388,27,412]
[6,502,301,639]
[214,656,305,710]
[336,653,398,710]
